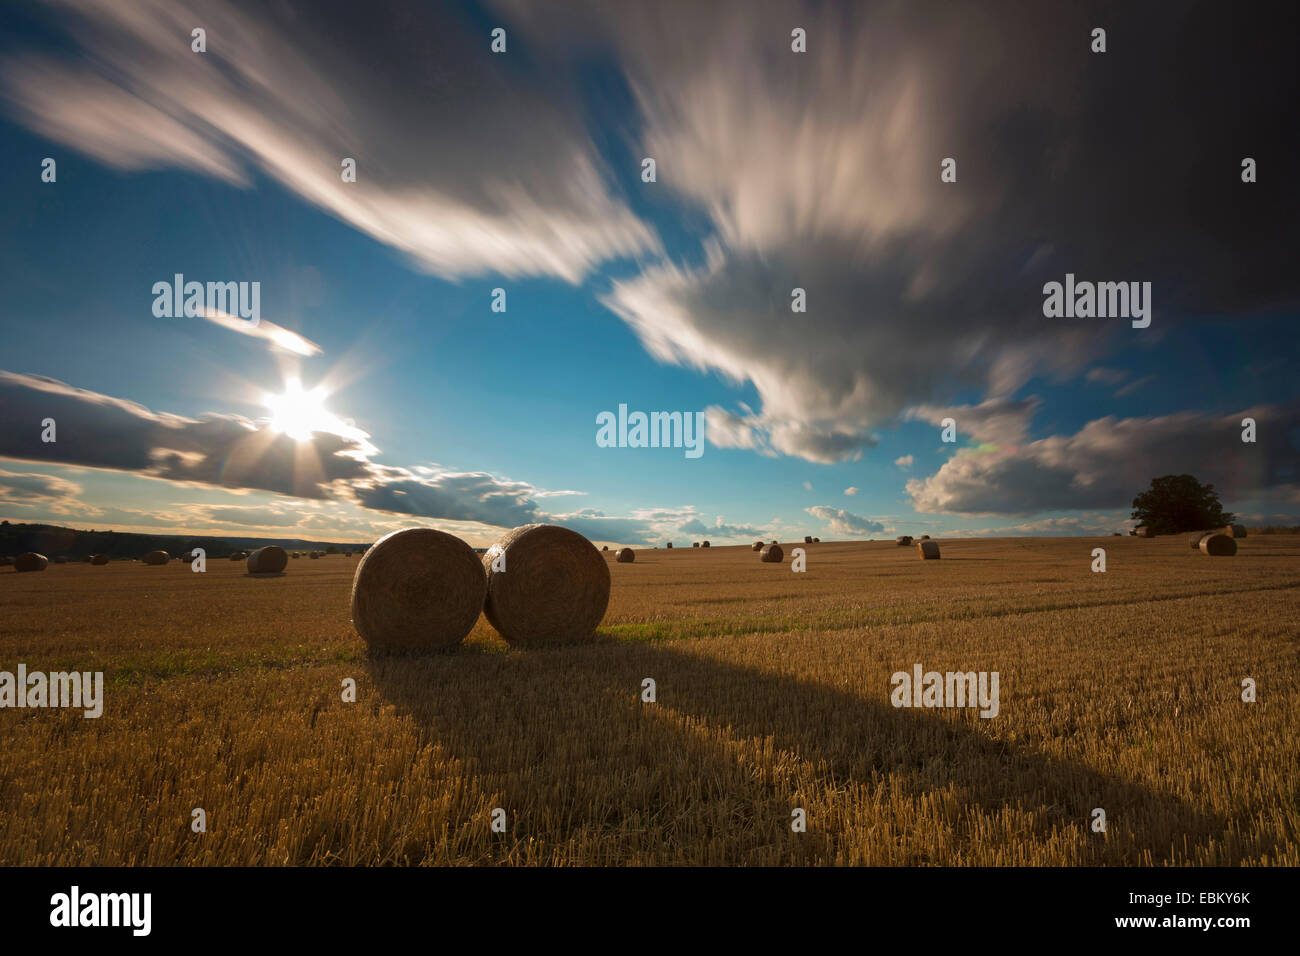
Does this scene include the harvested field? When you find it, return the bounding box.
[0,535,1297,866]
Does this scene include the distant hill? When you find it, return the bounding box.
[0,520,367,560]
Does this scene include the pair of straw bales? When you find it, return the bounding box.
[351,524,611,653]
[896,535,913,546]
[13,552,48,572]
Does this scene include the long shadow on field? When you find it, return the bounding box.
[369,640,1229,865]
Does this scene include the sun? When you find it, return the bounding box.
[263,380,342,441]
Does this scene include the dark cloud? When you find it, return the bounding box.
[511,0,1298,461]
[0,372,371,499]
[0,372,666,542]
[907,403,1300,515]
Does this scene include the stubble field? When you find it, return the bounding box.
[1,535,1297,866]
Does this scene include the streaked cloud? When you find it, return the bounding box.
[2,0,657,282]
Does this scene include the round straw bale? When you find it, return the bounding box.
[770,540,777,544]
[1190,532,1209,549]
[813,537,820,542]
[142,550,169,565]
[702,540,710,548]
[896,535,913,546]
[760,543,784,563]
[666,542,673,549]
[1135,525,1154,538]
[351,528,486,653]
[616,547,635,563]
[54,555,68,564]
[804,535,813,544]
[1224,524,1247,538]
[14,552,48,572]
[602,545,608,551]
[692,542,699,548]
[752,541,763,551]
[91,554,109,565]
[247,545,288,574]
[917,540,940,560]
[310,552,320,559]
[482,524,609,647]
[1199,533,1237,556]
[919,534,931,540]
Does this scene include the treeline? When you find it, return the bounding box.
[0,521,357,560]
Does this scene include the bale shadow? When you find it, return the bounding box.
[366,636,1243,865]
[244,572,288,579]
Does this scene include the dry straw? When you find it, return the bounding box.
[1199,534,1238,556]
[247,545,288,574]
[351,528,486,653]
[14,552,48,572]
[751,541,763,551]
[1135,525,1154,538]
[1190,533,1210,550]
[481,524,609,647]
[917,540,941,560]
[760,543,784,563]
[616,547,635,563]
[142,550,169,565]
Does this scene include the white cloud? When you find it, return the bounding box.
[844,486,860,495]
[893,456,913,470]
[805,505,885,536]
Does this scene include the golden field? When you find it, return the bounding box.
[1,535,1297,866]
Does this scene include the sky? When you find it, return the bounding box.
[0,0,1297,547]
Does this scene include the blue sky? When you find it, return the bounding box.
[0,0,1296,546]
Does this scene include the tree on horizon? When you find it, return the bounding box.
[1131,474,1235,535]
